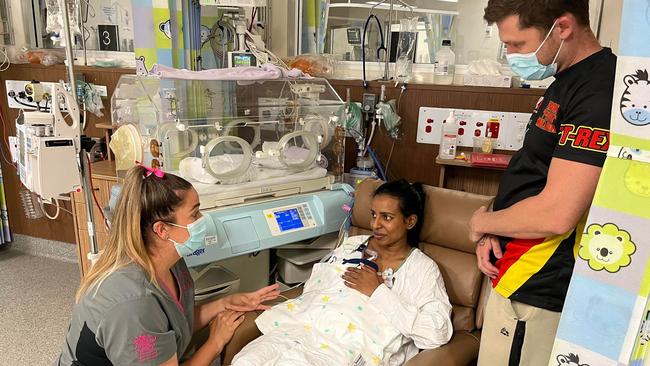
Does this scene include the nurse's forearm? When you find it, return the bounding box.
[193,299,227,331]
[180,338,224,366]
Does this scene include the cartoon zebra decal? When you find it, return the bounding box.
[621,69,650,126]
[556,353,589,366]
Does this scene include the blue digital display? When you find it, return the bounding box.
[274,208,304,232]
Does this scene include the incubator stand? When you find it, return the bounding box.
[110,74,347,208]
[109,73,353,266]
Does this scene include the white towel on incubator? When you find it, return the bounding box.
[179,151,316,185]
[231,235,453,366]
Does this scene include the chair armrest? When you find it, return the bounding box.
[404,331,481,366]
[221,286,305,366]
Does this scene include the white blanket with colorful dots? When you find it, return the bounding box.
[231,236,454,366]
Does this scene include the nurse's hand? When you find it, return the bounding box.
[208,310,245,350]
[476,235,502,279]
[342,265,383,297]
[224,284,281,312]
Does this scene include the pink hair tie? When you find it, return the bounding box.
[135,161,165,179]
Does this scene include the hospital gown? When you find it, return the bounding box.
[231,235,453,366]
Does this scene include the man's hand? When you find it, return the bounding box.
[470,206,488,243]
[342,265,383,297]
[223,284,281,312]
[476,235,503,279]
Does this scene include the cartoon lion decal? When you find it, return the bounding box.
[625,161,650,198]
[578,223,636,273]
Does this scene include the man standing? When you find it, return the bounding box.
[471,1,616,365]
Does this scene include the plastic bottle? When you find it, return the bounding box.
[434,40,456,85]
[439,110,458,159]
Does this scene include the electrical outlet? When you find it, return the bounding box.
[417,107,531,152]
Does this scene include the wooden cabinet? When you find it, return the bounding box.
[71,160,118,278]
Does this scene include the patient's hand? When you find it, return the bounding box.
[342,265,383,297]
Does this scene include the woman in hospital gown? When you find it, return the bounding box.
[232,180,453,366]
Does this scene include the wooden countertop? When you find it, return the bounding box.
[89,160,117,180]
[329,79,546,96]
[436,156,508,171]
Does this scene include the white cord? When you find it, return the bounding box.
[40,198,61,220]
[0,47,11,72]
[363,121,377,156]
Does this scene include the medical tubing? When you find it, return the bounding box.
[13,97,39,110]
[362,14,385,88]
[87,153,109,230]
[363,121,376,156]
[40,198,61,220]
[367,145,387,181]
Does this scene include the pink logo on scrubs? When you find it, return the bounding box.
[133,333,158,362]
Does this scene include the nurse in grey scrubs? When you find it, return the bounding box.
[55,164,280,366]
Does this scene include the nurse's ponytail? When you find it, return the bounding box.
[76,165,192,301]
[373,179,426,247]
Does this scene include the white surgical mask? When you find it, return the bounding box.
[506,20,564,80]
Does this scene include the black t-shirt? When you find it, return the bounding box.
[491,48,617,311]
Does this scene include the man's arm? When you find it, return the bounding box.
[471,157,602,239]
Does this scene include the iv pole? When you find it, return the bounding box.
[61,0,100,264]
[369,0,414,81]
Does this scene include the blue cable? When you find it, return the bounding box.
[367,145,387,181]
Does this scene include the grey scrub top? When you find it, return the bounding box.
[55,259,195,366]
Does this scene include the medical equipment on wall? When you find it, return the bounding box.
[13,84,82,202]
[362,14,386,88]
[45,0,81,46]
[196,2,276,69]
[361,0,414,86]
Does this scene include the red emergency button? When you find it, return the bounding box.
[425,126,432,133]
[458,128,465,135]
[474,129,482,137]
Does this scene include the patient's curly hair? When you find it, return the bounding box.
[373,179,426,247]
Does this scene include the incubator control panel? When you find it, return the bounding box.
[264,203,317,236]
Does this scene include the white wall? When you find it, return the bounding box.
[597,0,623,53]
[7,0,29,47]
[453,0,502,64]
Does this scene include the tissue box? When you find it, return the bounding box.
[464,74,513,88]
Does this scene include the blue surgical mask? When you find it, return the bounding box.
[167,216,208,257]
[506,20,564,80]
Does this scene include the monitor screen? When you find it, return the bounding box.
[347,28,361,45]
[274,208,304,232]
[233,53,256,67]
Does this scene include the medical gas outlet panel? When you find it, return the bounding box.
[416,107,532,151]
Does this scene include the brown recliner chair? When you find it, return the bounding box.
[221,179,494,366]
